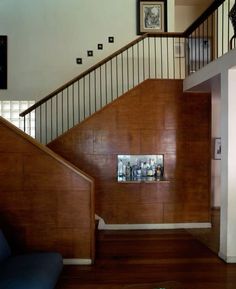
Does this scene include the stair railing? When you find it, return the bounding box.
[20,0,233,144]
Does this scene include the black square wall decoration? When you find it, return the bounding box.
[108,36,114,43]
[87,50,93,57]
[0,36,7,89]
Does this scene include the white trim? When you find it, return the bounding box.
[63,259,92,265]
[98,222,212,230]
[218,252,236,263]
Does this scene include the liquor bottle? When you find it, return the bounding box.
[118,159,124,177]
[126,162,131,178]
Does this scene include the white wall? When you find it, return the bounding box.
[183,48,236,263]
[175,1,212,32]
[211,76,221,208]
[0,0,175,101]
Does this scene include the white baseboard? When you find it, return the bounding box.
[218,252,236,263]
[63,259,92,265]
[98,220,212,230]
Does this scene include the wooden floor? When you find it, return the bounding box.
[56,210,236,289]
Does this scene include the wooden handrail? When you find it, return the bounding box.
[20,0,226,117]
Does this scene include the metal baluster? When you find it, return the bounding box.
[94,70,97,111]
[105,63,108,105]
[167,37,169,79]
[148,36,151,78]
[160,37,163,78]
[137,42,140,84]
[173,37,176,78]
[111,59,113,101]
[154,37,157,78]
[72,84,75,126]
[132,45,135,88]
[116,56,119,98]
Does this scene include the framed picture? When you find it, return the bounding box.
[137,0,167,34]
[174,42,185,58]
[214,138,221,160]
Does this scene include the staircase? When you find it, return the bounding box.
[19,0,233,144]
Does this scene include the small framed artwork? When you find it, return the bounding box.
[174,42,185,58]
[137,0,167,34]
[214,138,221,160]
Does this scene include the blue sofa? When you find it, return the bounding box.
[0,230,63,289]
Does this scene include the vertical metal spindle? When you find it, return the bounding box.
[105,63,108,105]
[94,70,97,111]
[83,77,86,119]
[216,9,219,58]
[100,66,102,109]
[126,49,129,90]
[121,52,124,94]
[154,37,157,78]
[77,81,80,123]
[132,45,135,88]
[228,0,230,52]
[194,30,197,73]
[56,94,58,138]
[88,73,91,115]
[51,98,53,142]
[173,37,175,78]
[62,91,64,133]
[222,2,224,55]
[137,42,140,84]
[160,37,163,78]
[197,27,200,70]
[116,56,119,98]
[148,36,151,78]
[110,60,113,101]
[45,102,48,144]
[211,14,214,61]
[72,84,75,126]
[166,37,169,79]
[67,87,69,130]
[179,38,182,78]
[202,22,205,67]
[40,106,42,143]
[23,115,26,133]
[29,113,31,137]
[142,39,145,81]
[206,17,209,64]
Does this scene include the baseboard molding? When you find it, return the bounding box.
[218,252,236,263]
[98,220,212,230]
[63,259,92,265]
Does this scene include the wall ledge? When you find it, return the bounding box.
[63,259,92,265]
[98,219,212,230]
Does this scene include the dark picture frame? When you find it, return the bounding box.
[137,0,167,35]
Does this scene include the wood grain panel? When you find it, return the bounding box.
[0,117,95,260]
[48,79,211,225]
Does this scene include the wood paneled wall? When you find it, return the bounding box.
[49,79,211,224]
[0,117,95,260]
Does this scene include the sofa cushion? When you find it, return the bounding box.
[0,230,11,263]
[0,252,63,289]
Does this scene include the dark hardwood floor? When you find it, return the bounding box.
[57,209,236,289]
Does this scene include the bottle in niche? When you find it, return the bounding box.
[126,162,132,178]
[156,165,162,178]
[118,159,124,177]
